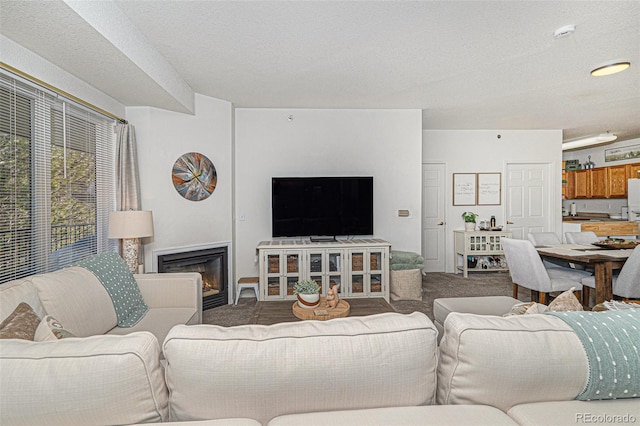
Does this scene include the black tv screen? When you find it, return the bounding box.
[272,177,373,238]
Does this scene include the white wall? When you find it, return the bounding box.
[423,129,563,273]
[126,94,233,271]
[562,137,640,215]
[235,109,423,278]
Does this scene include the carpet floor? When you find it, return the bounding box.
[203,271,531,327]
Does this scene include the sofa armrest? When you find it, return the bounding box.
[134,273,202,323]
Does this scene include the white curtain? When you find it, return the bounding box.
[115,123,141,210]
[115,123,144,262]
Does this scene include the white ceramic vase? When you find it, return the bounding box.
[297,293,320,309]
[465,222,476,231]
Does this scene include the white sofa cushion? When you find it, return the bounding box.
[0,331,168,425]
[135,420,262,426]
[31,266,117,337]
[163,312,438,424]
[268,405,518,426]
[107,307,198,344]
[437,312,589,412]
[507,399,640,425]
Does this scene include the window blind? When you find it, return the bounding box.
[0,71,116,284]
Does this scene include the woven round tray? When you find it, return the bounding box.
[592,241,640,250]
[292,297,350,321]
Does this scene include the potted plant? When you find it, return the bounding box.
[293,279,321,309]
[462,211,478,231]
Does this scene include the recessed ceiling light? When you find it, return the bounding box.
[591,61,631,77]
[554,24,576,39]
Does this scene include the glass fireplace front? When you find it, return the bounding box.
[157,246,228,310]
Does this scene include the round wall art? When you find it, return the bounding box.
[171,152,217,201]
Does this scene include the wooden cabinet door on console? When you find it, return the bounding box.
[608,165,628,198]
[574,170,590,198]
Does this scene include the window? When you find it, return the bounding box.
[0,71,115,284]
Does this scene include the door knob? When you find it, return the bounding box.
[437,221,445,225]
[506,221,514,224]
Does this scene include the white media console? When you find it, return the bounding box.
[257,239,391,302]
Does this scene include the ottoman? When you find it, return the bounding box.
[433,296,519,342]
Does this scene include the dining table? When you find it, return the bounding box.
[535,244,634,304]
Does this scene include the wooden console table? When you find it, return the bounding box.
[454,230,512,278]
[257,239,391,302]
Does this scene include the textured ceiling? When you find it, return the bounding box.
[1,0,639,142]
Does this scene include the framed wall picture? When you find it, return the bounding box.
[477,172,501,205]
[453,173,477,206]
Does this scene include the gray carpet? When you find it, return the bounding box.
[203,271,530,327]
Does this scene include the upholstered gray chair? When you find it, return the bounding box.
[527,232,570,269]
[502,238,591,304]
[565,231,599,245]
[581,245,640,300]
[527,232,561,246]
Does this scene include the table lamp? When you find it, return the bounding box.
[108,210,154,273]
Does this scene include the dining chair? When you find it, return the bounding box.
[527,232,561,246]
[527,232,570,269]
[501,238,591,304]
[581,245,640,300]
[565,231,599,245]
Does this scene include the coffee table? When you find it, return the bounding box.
[251,297,394,325]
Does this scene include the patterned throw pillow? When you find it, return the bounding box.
[504,302,547,316]
[547,287,583,312]
[0,302,41,340]
[34,315,76,341]
[77,252,149,327]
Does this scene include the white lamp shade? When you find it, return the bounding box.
[108,210,154,239]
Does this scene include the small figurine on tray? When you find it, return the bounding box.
[326,284,340,309]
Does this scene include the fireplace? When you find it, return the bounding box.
[157,246,228,310]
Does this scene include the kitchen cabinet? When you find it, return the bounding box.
[565,162,640,199]
[562,168,575,199]
[627,163,640,180]
[573,170,590,198]
[589,167,608,198]
[608,164,628,198]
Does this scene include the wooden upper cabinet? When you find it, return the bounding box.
[590,167,609,198]
[564,162,640,199]
[574,169,590,198]
[608,164,628,198]
[564,170,575,199]
[627,163,640,180]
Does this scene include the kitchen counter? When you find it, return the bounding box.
[562,217,627,222]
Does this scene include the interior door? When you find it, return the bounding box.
[506,163,552,240]
[422,163,446,271]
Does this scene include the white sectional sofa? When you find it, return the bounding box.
[1,263,639,425]
[0,266,202,343]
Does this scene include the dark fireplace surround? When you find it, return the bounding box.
[157,246,228,310]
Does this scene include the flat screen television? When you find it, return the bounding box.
[272,176,373,238]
